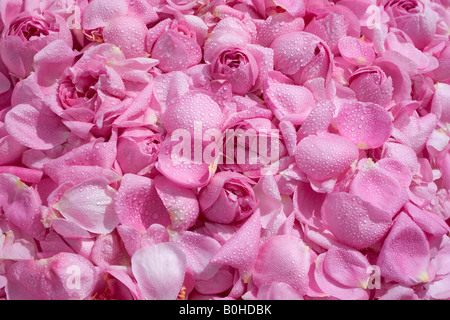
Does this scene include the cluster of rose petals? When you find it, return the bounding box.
[0,0,449,301]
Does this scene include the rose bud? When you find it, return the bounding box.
[199,171,258,224]
[117,127,163,175]
[0,10,72,79]
[383,0,439,49]
[349,66,394,107]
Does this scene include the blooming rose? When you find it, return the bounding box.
[349,66,394,107]
[116,127,163,175]
[199,171,258,224]
[0,10,72,79]
[383,0,439,49]
[146,18,205,72]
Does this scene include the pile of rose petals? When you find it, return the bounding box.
[0,0,450,301]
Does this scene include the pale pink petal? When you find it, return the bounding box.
[114,174,170,232]
[211,210,261,276]
[253,235,311,296]
[377,212,431,286]
[154,174,199,232]
[349,159,409,218]
[294,132,358,181]
[404,202,450,236]
[297,100,335,141]
[6,252,96,300]
[336,101,393,149]
[103,16,148,58]
[338,36,375,66]
[170,231,221,281]
[263,71,315,124]
[53,178,119,234]
[321,192,393,250]
[82,0,128,30]
[314,252,369,300]
[131,242,186,300]
[5,104,68,150]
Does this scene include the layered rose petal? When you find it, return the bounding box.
[163,91,224,135]
[103,16,148,59]
[294,132,359,181]
[314,245,371,300]
[321,192,393,250]
[336,100,393,149]
[377,212,431,286]
[349,159,409,217]
[131,242,186,300]
[253,235,311,296]
[5,103,69,150]
[114,174,170,232]
[6,252,96,300]
[154,174,199,232]
[349,66,394,107]
[211,210,261,276]
[199,172,258,224]
[338,36,375,66]
[263,71,315,124]
[53,178,119,235]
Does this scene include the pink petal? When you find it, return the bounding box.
[253,235,311,296]
[163,91,224,135]
[90,231,128,267]
[314,252,369,300]
[152,30,202,72]
[103,16,148,58]
[131,242,186,300]
[0,166,42,184]
[263,71,315,124]
[154,174,199,232]
[44,138,117,182]
[323,245,370,288]
[114,174,170,232]
[349,159,409,218]
[294,132,358,181]
[6,252,96,300]
[82,0,128,30]
[297,100,335,141]
[392,113,437,154]
[211,210,261,276]
[293,182,327,229]
[336,101,393,149]
[53,178,119,234]
[5,104,68,150]
[1,174,46,240]
[377,212,431,286]
[156,138,216,189]
[338,36,375,66]
[431,82,450,126]
[170,231,221,281]
[33,40,76,87]
[321,192,393,250]
[404,202,450,236]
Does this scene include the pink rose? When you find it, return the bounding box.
[304,4,361,54]
[146,18,204,72]
[271,31,333,86]
[204,17,273,94]
[116,127,163,175]
[51,43,157,138]
[383,0,439,49]
[349,66,394,107]
[199,171,258,224]
[0,10,72,79]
